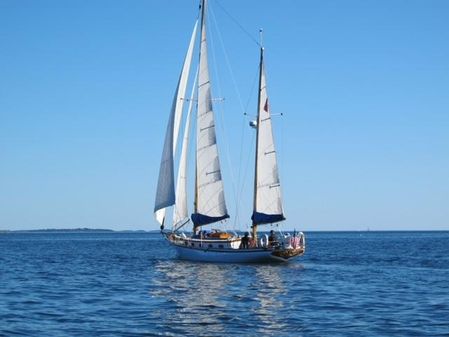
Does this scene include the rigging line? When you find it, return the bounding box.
[214,0,261,48]
[235,65,260,227]
[209,3,247,120]
[238,130,256,221]
[235,66,259,223]
[234,110,251,228]
[244,65,260,116]
[209,4,241,230]
[209,4,257,229]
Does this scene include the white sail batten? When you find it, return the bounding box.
[252,50,285,225]
[154,21,198,225]
[173,70,197,227]
[192,0,229,227]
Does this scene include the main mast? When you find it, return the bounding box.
[252,46,265,242]
[193,0,206,229]
[191,0,229,229]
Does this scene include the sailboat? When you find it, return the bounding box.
[154,0,305,263]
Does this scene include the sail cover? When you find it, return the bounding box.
[154,21,198,225]
[252,51,285,224]
[192,0,229,227]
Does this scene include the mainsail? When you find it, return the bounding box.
[191,0,229,227]
[252,48,285,225]
[154,21,198,225]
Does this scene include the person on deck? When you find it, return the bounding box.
[268,230,278,247]
[240,232,250,249]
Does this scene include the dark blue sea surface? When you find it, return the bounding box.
[1,231,448,336]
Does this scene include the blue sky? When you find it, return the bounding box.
[1,0,448,231]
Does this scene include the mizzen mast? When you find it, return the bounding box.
[251,30,285,242]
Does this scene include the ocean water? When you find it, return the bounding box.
[1,231,448,336]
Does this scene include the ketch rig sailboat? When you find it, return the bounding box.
[154,0,305,262]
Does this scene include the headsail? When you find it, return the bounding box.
[173,21,198,156]
[173,70,197,228]
[252,48,285,225]
[154,21,198,225]
[191,0,229,227]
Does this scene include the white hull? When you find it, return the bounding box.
[164,233,305,263]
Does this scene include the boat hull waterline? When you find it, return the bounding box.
[163,233,305,263]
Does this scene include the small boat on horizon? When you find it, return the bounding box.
[153,0,305,263]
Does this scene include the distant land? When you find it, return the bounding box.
[0,228,447,234]
[0,228,157,233]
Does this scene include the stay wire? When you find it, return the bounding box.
[214,0,261,48]
[208,5,240,231]
[209,3,256,230]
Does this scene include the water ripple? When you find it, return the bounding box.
[1,231,449,336]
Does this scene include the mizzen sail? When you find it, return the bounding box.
[252,48,285,224]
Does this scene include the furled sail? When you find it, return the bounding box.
[191,0,229,227]
[154,21,198,225]
[252,48,285,224]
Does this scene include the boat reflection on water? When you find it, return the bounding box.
[151,260,305,335]
[252,265,287,333]
[151,260,230,335]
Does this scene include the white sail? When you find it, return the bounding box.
[154,21,198,225]
[191,0,229,227]
[173,20,198,155]
[252,49,285,224]
[173,70,197,227]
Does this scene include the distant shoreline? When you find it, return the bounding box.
[0,228,447,234]
[0,228,157,233]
